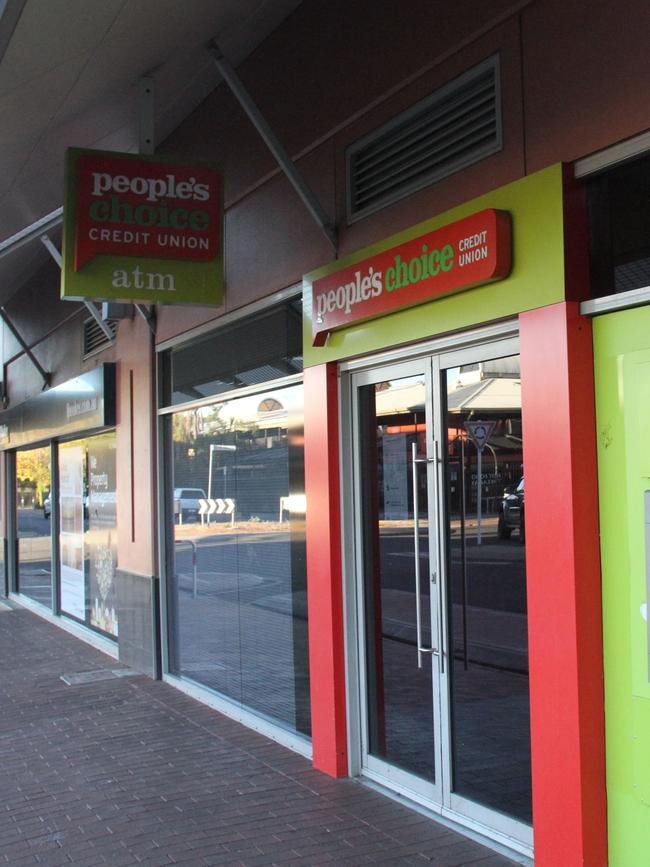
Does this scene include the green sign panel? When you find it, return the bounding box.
[61,148,224,306]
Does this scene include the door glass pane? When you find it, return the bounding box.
[59,433,118,637]
[444,355,532,823]
[358,374,435,781]
[167,383,310,737]
[17,446,52,607]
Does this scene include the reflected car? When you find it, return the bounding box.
[43,492,89,520]
[174,487,207,522]
[497,477,524,541]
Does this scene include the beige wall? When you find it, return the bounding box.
[155,0,650,345]
[114,316,155,577]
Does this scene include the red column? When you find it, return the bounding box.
[520,302,607,866]
[304,362,348,776]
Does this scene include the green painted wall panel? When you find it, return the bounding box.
[594,307,650,866]
[303,164,566,367]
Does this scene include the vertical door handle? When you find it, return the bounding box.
[432,439,445,675]
[411,442,439,668]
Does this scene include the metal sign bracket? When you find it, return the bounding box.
[208,41,337,253]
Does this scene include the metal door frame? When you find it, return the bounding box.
[341,328,534,857]
[349,356,444,805]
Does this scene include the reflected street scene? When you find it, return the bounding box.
[17,446,52,607]
[167,382,311,739]
[355,352,531,830]
[445,356,531,824]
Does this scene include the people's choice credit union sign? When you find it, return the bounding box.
[61,148,223,306]
[311,209,511,345]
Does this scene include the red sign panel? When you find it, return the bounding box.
[74,152,221,271]
[311,209,511,346]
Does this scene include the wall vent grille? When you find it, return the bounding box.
[347,55,502,222]
[83,316,116,358]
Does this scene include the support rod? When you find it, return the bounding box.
[40,234,115,344]
[83,301,117,343]
[0,306,50,388]
[40,232,62,267]
[135,303,156,335]
[208,41,337,252]
[0,207,63,261]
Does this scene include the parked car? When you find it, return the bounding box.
[497,477,525,541]
[173,487,207,522]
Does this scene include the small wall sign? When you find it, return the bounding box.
[61,148,223,306]
[311,208,511,346]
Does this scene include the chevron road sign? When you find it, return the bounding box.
[199,498,236,524]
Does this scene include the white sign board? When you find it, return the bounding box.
[383,433,409,520]
[59,445,85,620]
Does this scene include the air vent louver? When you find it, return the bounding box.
[347,56,501,222]
[83,317,116,358]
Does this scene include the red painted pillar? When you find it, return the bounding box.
[520,302,607,866]
[304,363,348,776]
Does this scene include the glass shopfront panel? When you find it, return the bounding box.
[166,382,310,737]
[59,432,118,637]
[16,446,52,607]
[351,347,531,848]
[444,357,531,823]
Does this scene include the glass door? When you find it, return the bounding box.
[352,358,443,804]
[16,446,53,608]
[351,346,532,852]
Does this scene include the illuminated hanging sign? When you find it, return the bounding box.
[311,209,511,346]
[61,148,223,306]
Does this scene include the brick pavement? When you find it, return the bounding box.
[0,601,522,866]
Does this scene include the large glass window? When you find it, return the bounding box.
[59,432,118,636]
[166,382,310,737]
[16,446,52,607]
[587,153,650,296]
[165,299,302,406]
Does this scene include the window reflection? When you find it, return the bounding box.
[167,383,310,737]
[17,446,52,607]
[445,355,532,823]
[359,375,436,781]
[167,300,303,406]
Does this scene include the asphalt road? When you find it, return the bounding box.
[17,507,50,537]
[173,524,527,614]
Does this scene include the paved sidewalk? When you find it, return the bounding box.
[0,602,520,866]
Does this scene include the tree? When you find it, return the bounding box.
[16,447,50,507]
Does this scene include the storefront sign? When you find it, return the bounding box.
[311,209,511,346]
[61,148,223,306]
[0,365,115,450]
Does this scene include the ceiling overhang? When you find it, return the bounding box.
[0,0,303,306]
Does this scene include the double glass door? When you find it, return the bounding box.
[351,347,532,850]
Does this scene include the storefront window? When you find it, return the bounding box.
[16,446,52,607]
[59,432,118,636]
[587,153,650,296]
[166,382,310,737]
[164,300,302,406]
